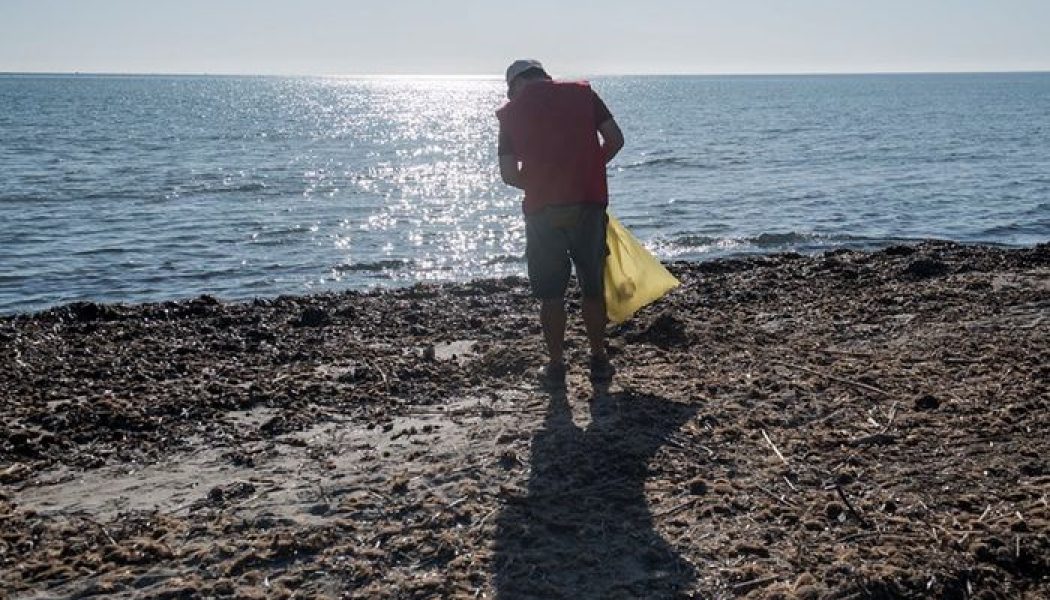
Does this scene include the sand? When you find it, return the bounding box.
[1,241,1048,599]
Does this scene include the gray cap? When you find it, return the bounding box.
[505,59,545,84]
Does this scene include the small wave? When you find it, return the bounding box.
[187,182,269,194]
[619,155,748,171]
[167,181,272,199]
[71,247,129,257]
[758,126,811,135]
[671,234,719,247]
[334,259,410,273]
[667,231,878,253]
[83,190,146,200]
[978,221,1050,237]
[751,232,818,246]
[219,182,268,193]
[620,156,707,170]
[921,152,998,165]
[0,194,62,204]
[484,254,524,266]
[248,226,315,243]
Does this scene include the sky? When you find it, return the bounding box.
[2,0,1049,76]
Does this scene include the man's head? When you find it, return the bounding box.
[505,59,551,99]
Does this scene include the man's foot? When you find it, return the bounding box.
[589,355,615,385]
[538,361,567,390]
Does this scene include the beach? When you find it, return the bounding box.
[1,241,1048,599]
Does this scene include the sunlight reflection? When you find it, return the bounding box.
[241,77,526,289]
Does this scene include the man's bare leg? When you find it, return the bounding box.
[583,295,615,385]
[582,296,607,359]
[540,297,567,365]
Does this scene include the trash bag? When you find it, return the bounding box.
[604,214,680,323]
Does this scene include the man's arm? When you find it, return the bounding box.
[497,123,525,189]
[598,118,624,164]
[499,154,525,190]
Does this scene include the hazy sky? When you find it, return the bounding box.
[3,0,1049,76]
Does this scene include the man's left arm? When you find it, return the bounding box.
[598,117,624,164]
[593,91,624,163]
[498,126,525,189]
[499,154,525,190]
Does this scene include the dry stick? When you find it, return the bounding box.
[808,404,847,427]
[848,400,900,445]
[366,359,389,391]
[756,484,797,508]
[774,361,891,397]
[475,506,500,531]
[838,531,881,543]
[819,348,875,358]
[732,575,780,593]
[835,485,872,529]
[761,429,789,466]
[655,497,700,519]
[82,516,118,546]
[978,504,993,523]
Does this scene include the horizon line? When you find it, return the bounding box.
[2,68,1049,79]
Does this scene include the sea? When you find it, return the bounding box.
[1,72,1048,315]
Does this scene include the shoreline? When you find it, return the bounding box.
[2,239,1044,321]
[2,240,1048,598]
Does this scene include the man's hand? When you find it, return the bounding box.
[598,118,624,164]
[499,154,525,189]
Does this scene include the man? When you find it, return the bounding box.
[496,59,625,390]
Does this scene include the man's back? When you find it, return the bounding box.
[496,80,608,214]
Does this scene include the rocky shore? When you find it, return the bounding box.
[2,241,1048,599]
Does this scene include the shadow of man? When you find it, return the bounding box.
[493,388,700,599]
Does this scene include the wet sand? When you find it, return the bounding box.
[2,241,1048,599]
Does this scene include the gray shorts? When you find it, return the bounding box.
[525,204,607,300]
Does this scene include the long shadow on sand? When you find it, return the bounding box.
[493,389,700,599]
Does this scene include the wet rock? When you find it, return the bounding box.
[307,503,331,516]
[732,542,770,557]
[825,501,846,521]
[686,477,708,495]
[882,245,917,257]
[904,258,950,278]
[914,394,940,411]
[291,307,330,328]
[205,481,256,505]
[259,412,312,437]
[498,451,519,470]
[65,301,121,322]
[183,294,222,316]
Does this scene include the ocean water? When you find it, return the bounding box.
[1,73,1048,315]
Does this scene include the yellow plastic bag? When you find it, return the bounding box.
[604,214,681,323]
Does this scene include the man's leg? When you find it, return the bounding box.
[526,212,571,386]
[581,296,607,359]
[569,207,615,384]
[541,297,567,366]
